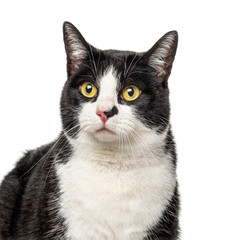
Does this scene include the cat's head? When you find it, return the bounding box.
[61,22,178,146]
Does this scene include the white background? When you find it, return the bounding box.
[0,0,232,239]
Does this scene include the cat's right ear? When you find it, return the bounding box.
[63,22,89,76]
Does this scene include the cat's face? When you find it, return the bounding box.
[61,22,178,145]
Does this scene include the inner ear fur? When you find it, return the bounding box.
[145,31,178,83]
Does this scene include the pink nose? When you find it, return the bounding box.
[97,111,108,124]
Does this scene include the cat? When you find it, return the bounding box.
[0,22,179,240]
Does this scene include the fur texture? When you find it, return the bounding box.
[0,22,179,239]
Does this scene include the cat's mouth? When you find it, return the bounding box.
[94,126,117,142]
[96,127,115,135]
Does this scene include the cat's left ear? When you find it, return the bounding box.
[63,22,90,76]
[145,31,178,83]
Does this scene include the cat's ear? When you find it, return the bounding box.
[63,22,89,76]
[145,31,178,83]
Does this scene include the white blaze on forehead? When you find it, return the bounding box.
[97,68,118,112]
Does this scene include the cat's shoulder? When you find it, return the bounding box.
[0,141,56,237]
[19,142,54,171]
[1,141,55,186]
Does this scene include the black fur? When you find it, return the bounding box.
[0,138,69,239]
[0,22,179,239]
[104,106,118,118]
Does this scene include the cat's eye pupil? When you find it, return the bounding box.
[86,84,92,94]
[127,88,134,97]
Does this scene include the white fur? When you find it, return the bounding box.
[96,68,118,113]
[56,69,176,240]
[149,33,176,73]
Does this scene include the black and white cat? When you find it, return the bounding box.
[0,22,179,240]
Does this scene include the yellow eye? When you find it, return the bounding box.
[122,85,140,101]
[80,82,98,98]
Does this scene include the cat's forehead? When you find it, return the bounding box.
[103,50,143,68]
[96,50,142,71]
[93,50,145,87]
[97,67,118,95]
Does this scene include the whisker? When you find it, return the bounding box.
[20,123,79,178]
[84,62,97,77]
[125,54,144,78]
[88,45,97,77]
[125,53,138,78]
[97,51,101,71]
[42,130,77,188]
[124,55,128,78]
[127,70,151,77]
[129,131,157,162]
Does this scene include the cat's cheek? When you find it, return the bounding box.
[77,102,101,132]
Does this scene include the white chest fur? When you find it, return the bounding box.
[56,141,176,240]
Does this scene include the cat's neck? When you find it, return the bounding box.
[65,126,170,170]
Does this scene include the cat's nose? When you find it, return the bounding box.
[97,111,108,124]
[104,106,118,118]
[97,106,118,123]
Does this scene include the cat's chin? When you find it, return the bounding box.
[94,127,117,143]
